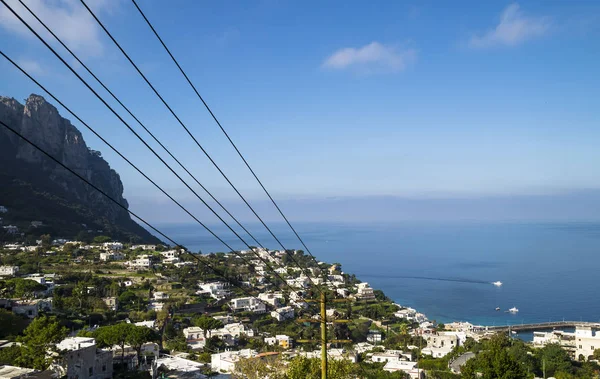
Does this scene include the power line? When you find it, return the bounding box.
[79,0,318,286]
[0,48,294,297]
[130,0,322,270]
[12,0,297,295]
[0,1,301,294]
[0,118,298,320]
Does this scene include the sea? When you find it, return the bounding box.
[156,221,600,330]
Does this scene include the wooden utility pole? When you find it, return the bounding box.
[297,293,352,379]
[321,291,327,379]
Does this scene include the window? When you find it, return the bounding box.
[102,364,106,372]
[579,345,582,349]
[89,367,93,376]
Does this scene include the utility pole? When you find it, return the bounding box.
[321,291,327,379]
[297,292,352,379]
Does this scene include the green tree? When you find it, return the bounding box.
[125,326,160,368]
[40,234,52,250]
[0,309,28,338]
[286,356,356,379]
[461,334,527,379]
[192,315,224,339]
[93,235,112,244]
[538,343,573,377]
[95,323,134,366]
[16,316,67,370]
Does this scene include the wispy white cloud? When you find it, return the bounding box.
[15,57,45,75]
[469,3,550,48]
[322,42,417,74]
[0,0,119,58]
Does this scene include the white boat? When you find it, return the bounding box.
[492,281,503,287]
[508,307,519,313]
[495,307,501,311]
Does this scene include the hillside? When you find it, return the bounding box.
[0,94,161,244]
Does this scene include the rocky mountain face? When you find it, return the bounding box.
[0,94,160,243]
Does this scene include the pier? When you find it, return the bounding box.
[480,321,600,333]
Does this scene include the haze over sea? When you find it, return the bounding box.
[156,221,600,327]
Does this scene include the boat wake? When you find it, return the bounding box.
[358,274,490,285]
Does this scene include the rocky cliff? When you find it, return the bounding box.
[0,94,160,243]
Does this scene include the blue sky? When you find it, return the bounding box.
[1,0,599,223]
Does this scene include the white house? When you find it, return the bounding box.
[184,322,254,348]
[258,292,284,307]
[271,306,295,322]
[126,255,153,270]
[102,297,118,311]
[229,297,266,313]
[153,292,169,301]
[56,337,113,379]
[575,326,600,360]
[160,250,179,259]
[211,349,257,374]
[264,334,293,349]
[197,282,230,300]
[12,299,52,318]
[383,361,424,379]
[153,356,204,376]
[425,332,459,349]
[0,266,19,277]
[367,330,383,344]
[131,244,156,251]
[371,350,408,364]
[99,252,125,261]
[356,282,376,300]
[102,242,123,251]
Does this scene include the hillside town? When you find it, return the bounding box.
[0,234,599,379]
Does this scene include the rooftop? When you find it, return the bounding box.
[56,337,96,351]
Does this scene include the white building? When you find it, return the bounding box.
[99,252,125,261]
[30,221,43,228]
[371,350,410,364]
[0,266,19,277]
[126,255,153,269]
[184,322,254,348]
[211,349,257,373]
[197,282,230,300]
[131,244,156,251]
[356,282,376,301]
[56,337,113,379]
[0,206,7,213]
[367,330,383,344]
[102,242,123,251]
[286,277,310,289]
[264,334,293,349]
[258,292,283,307]
[303,348,358,363]
[153,292,169,301]
[271,306,295,322]
[229,297,266,313]
[12,299,52,318]
[0,365,36,378]
[160,250,179,259]
[425,332,460,349]
[153,356,204,376]
[383,361,424,379]
[102,297,118,311]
